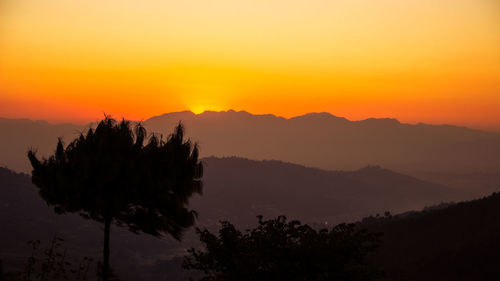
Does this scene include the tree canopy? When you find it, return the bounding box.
[28,116,203,281]
[183,216,381,281]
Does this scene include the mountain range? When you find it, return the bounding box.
[192,157,466,225]
[2,110,500,196]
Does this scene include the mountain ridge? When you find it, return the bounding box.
[2,111,500,198]
[4,110,493,132]
[145,110,495,132]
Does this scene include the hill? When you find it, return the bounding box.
[0,157,466,280]
[192,157,466,225]
[363,192,500,281]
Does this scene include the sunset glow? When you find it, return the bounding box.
[1,0,499,129]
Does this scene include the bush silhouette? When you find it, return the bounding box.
[183,216,381,281]
[28,116,203,281]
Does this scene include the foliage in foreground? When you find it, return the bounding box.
[184,216,381,281]
[2,236,108,281]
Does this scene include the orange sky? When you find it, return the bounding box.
[0,0,499,129]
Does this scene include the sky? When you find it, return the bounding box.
[0,0,499,129]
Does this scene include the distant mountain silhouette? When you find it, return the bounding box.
[192,157,467,225]
[0,118,84,172]
[145,110,500,175]
[2,111,500,196]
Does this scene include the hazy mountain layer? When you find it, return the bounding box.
[145,110,500,174]
[0,118,84,172]
[2,111,500,196]
[192,157,466,225]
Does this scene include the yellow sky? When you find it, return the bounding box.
[0,0,499,129]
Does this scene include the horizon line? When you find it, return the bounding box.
[1,109,499,133]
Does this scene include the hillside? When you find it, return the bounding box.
[192,157,466,225]
[363,192,500,281]
[0,157,466,280]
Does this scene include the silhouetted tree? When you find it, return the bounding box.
[28,117,203,281]
[0,260,5,281]
[183,216,381,281]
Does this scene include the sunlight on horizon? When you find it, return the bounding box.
[0,0,499,129]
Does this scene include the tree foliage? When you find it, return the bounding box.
[183,216,381,281]
[27,116,203,280]
[28,116,202,237]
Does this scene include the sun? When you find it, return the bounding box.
[190,105,207,114]
[189,103,226,114]
[188,100,226,114]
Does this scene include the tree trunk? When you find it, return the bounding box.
[103,218,111,281]
[0,260,5,281]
